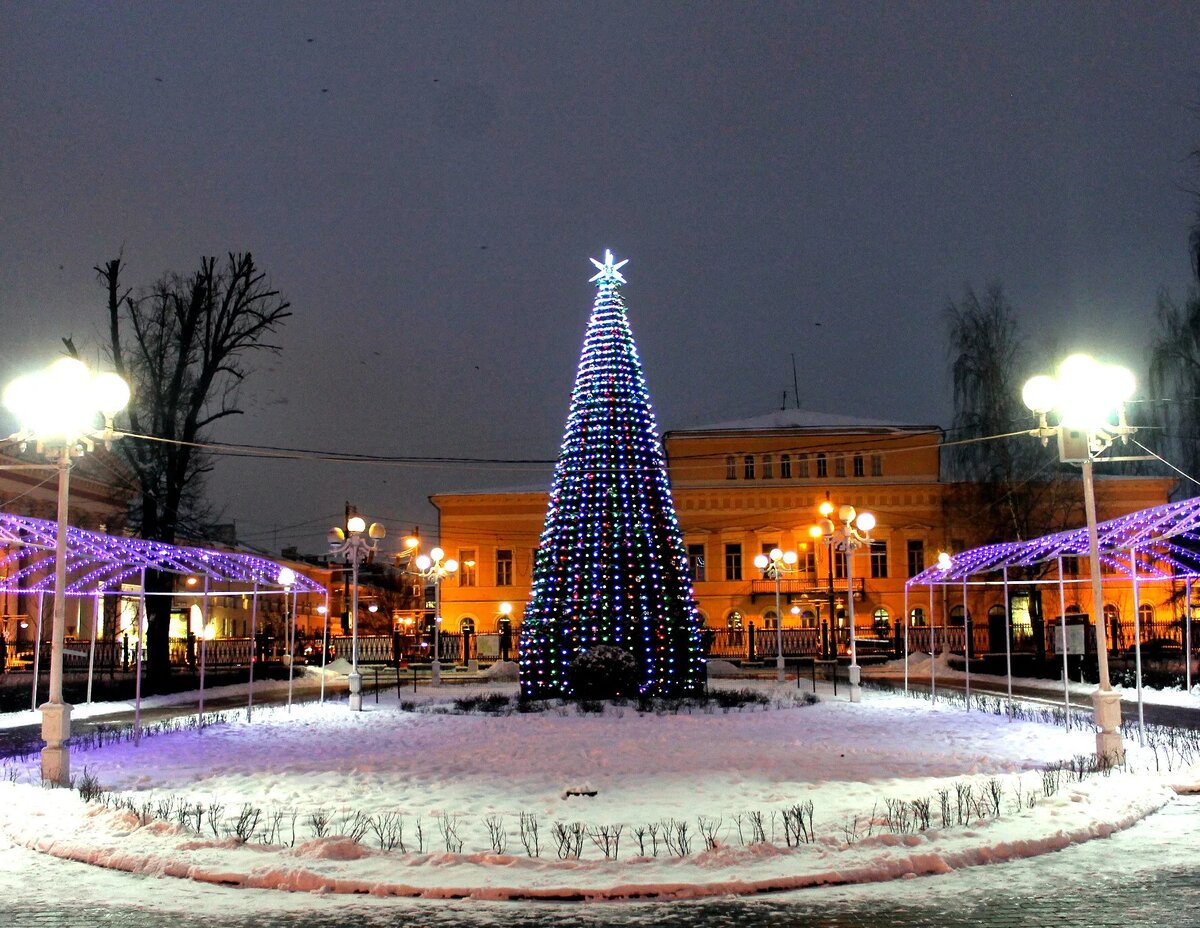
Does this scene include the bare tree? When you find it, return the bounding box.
[943,283,1078,547]
[96,253,291,690]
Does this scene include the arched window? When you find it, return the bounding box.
[910,607,926,627]
[872,608,890,634]
[780,453,792,478]
[799,609,817,628]
[1138,603,1154,625]
[725,455,736,480]
[726,611,744,630]
[743,455,756,480]
[1066,604,1083,614]
[763,609,778,630]
[815,452,828,478]
[460,617,475,634]
[949,605,967,626]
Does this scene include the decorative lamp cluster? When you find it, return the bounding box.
[519,251,704,698]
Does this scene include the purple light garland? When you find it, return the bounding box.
[0,512,324,595]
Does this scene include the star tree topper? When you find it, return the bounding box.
[589,249,629,285]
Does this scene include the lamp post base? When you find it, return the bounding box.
[431,660,442,687]
[775,655,786,683]
[847,664,862,704]
[348,671,362,712]
[1091,688,1125,765]
[39,700,72,786]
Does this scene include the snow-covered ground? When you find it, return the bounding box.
[1,670,1196,903]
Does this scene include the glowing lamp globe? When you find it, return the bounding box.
[346,516,366,534]
[782,550,799,566]
[856,511,876,533]
[415,554,432,571]
[93,372,131,418]
[444,558,459,573]
[277,567,297,587]
[1021,374,1059,415]
[753,554,769,570]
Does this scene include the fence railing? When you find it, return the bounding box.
[9,617,1197,675]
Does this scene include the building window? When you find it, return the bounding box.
[950,605,967,626]
[798,453,810,478]
[726,610,744,630]
[869,540,888,578]
[799,546,816,574]
[799,609,817,628]
[458,550,477,586]
[816,453,827,478]
[834,455,846,477]
[763,610,778,630]
[460,617,475,634]
[910,607,926,626]
[1062,556,1081,576]
[725,455,736,480]
[873,608,890,635]
[1138,602,1154,626]
[762,453,774,479]
[835,548,846,580]
[853,454,865,477]
[906,539,925,578]
[759,543,777,578]
[780,453,792,478]
[871,454,883,477]
[743,455,756,480]
[724,543,742,581]
[495,549,513,586]
[687,543,706,582]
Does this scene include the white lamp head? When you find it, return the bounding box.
[1021,374,1059,415]
[277,566,297,587]
[838,504,856,523]
[855,511,876,533]
[93,371,131,418]
[937,551,952,571]
[368,522,386,540]
[753,554,769,570]
[415,554,432,571]
[346,516,366,534]
[430,546,444,561]
[782,550,799,566]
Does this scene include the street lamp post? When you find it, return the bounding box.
[810,501,839,658]
[1023,353,1136,762]
[819,504,876,704]
[412,548,458,686]
[3,357,130,785]
[328,515,386,711]
[753,548,798,682]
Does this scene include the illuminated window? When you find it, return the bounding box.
[687,543,706,582]
[458,550,477,587]
[495,549,513,586]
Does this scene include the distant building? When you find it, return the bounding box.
[431,410,1176,660]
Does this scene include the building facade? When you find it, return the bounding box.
[431,411,1177,659]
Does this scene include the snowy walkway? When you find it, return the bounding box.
[0,680,1195,904]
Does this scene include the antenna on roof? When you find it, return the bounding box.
[791,353,801,409]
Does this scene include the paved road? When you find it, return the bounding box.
[0,791,1196,926]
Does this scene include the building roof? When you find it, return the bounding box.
[665,409,941,435]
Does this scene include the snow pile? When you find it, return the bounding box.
[0,683,1192,901]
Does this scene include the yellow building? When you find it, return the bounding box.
[431,411,1175,659]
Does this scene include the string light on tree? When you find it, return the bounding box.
[519,250,704,699]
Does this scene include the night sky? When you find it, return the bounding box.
[2,2,1197,553]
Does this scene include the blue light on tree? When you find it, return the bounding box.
[519,251,704,699]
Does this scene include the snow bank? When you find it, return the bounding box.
[0,683,1192,902]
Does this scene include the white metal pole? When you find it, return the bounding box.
[31,591,44,712]
[198,577,209,729]
[86,589,99,704]
[773,567,785,683]
[247,583,258,722]
[902,584,909,695]
[42,446,73,785]
[963,576,970,711]
[1130,549,1144,745]
[1003,567,1012,714]
[846,538,860,703]
[349,556,362,710]
[320,589,330,703]
[432,571,443,687]
[1187,578,1193,696]
[286,586,297,710]
[1082,456,1122,760]
[929,582,936,703]
[135,570,145,745]
[1057,557,1070,729]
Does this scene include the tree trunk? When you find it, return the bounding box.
[144,569,175,692]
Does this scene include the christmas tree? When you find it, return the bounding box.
[519,251,704,699]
